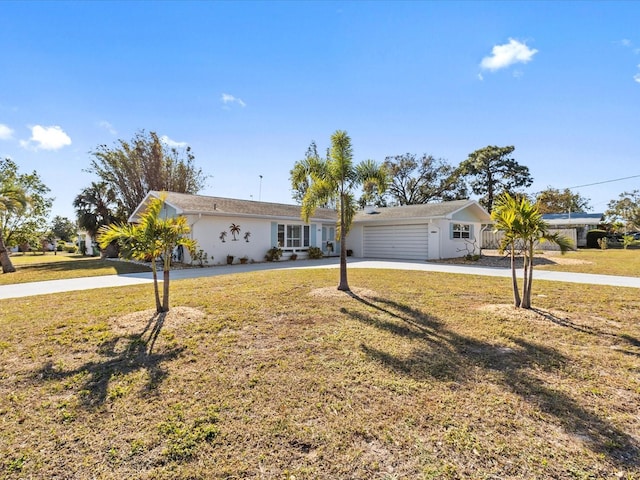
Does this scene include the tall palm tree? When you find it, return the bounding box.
[97,193,196,313]
[294,130,387,292]
[492,193,573,309]
[0,185,28,273]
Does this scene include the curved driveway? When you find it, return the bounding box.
[1,257,639,300]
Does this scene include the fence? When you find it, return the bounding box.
[481,228,577,251]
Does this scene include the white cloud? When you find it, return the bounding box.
[634,71,640,84]
[221,93,246,108]
[0,123,14,140]
[160,135,188,148]
[99,121,117,135]
[480,38,538,71]
[20,125,72,151]
[620,39,632,47]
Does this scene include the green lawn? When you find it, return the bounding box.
[0,253,151,285]
[537,248,640,277]
[1,268,638,479]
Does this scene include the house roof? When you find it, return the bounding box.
[353,199,492,223]
[129,191,337,222]
[542,212,604,226]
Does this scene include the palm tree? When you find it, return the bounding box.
[491,193,522,307]
[97,193,196,313]
[0,185,28,273]
[74,182,124,239]
[294,130,387,292]
[492,193,573,309]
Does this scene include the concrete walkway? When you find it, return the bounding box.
[1,257,639,300]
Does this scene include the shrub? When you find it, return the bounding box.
[586,229,608,249]
[265,247,283,262]
[65,245,77,254]
[307,246,323,259]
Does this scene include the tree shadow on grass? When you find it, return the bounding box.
[532,308,640,357]
[346,292,639,467]
[35,312,183,407]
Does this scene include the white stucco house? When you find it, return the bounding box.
[347,200,492,260]
[130,191,339,264]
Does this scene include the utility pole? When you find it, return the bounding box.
[259,175,263,201]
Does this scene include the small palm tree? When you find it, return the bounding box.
[492,193,573,309]
[97,193,196,313]
[293,130,387,291]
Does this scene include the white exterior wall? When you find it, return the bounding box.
[187,216,272,265]
[184,215,335,265]
[348,218,484,260]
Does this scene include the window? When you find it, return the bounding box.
[452,223,470,239]
[278,224,310,248]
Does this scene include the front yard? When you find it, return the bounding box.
[1,267,639,479]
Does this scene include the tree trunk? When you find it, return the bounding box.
[150,260,162,313]
[0,232,16,274]
[337,194,350,292]
[521,242,535,309]
[161,268,170,312]
[509,243,520,307]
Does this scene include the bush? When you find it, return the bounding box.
[307,246,323,259]
[265,247,282,262]
[586,229,608,249]
[65,245,77,254]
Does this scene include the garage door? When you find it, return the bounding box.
[363,224,429,259]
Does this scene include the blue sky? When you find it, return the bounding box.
[1,1,639,221]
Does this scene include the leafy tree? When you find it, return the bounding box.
[457,145,533,213]
[0,158,52,270]
[51,215,77,242]
[605,190,640,232]
[293,130,387,292]
[97,193,197,313]
[383,153,467,205]
[73,182,126,239]
[88,130,208,215]
[535,187,591,214]
[0,184,28,273]
[492,193,573,309]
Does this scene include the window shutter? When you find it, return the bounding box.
[469,224,475,239]
[270,222,278,247]
[449,223,454,239]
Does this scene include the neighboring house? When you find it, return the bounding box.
[541,212,604,248]
[347,200,492,260]
[129,191,339,264]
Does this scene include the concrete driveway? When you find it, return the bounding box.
[1,257,639,300]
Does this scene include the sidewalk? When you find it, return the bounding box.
[1,257,639,300]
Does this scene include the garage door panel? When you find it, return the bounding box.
[363,224,429,259]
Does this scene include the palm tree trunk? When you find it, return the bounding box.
[0,232,16,274]
[520,252,529,309]
[162,268,170,312]
[509,243,520,307]
[337,194,350,292]
[150,260,162,313]
[522,242,535,309]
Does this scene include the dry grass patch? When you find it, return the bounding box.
[1,269,639,479]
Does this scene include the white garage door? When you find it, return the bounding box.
[363,224,429,259]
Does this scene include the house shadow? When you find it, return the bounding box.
[345,293,639,467]
[35,312,183,407]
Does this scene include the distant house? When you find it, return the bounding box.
[347,200,492,260]
[541,212,604,248]
[129,191,339,264]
